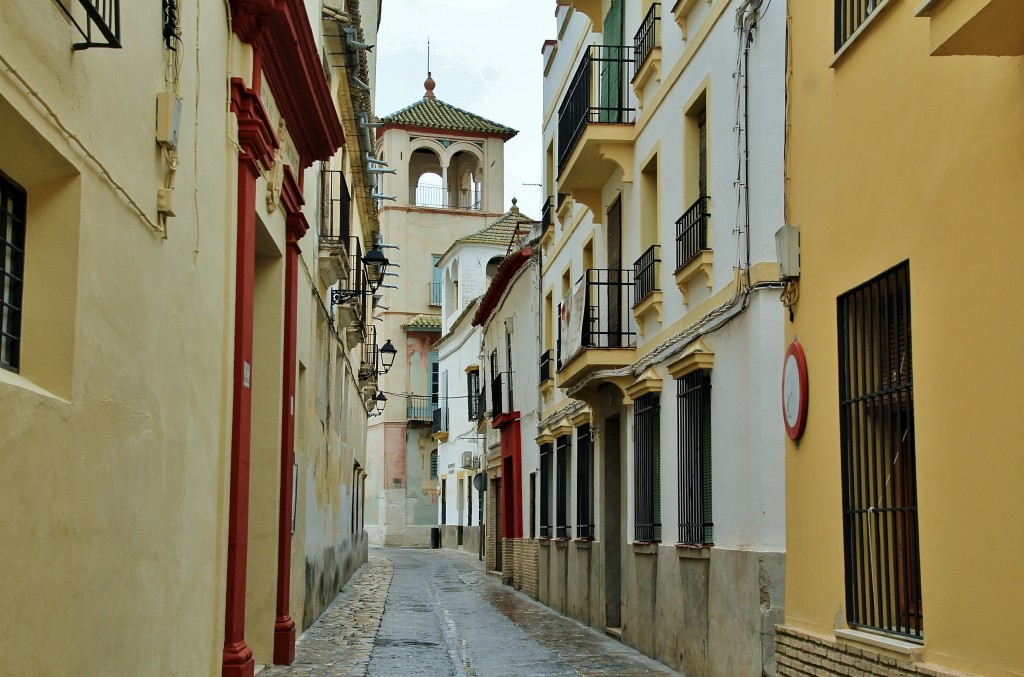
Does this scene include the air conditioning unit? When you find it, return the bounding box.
[461,451,473,469]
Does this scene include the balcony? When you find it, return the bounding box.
[557,268,637,386]
[632,4,662,107]
[55,0,121,49]
[540,349,554,384]
[411,185,482,211]
[334,236,369,346]
[632,244,662,333]
[674,196,712,304]
[358,324,379,382]
[557,45,637,202]
[407,395,436,423]
[490,372,515,425]
[431,406,449,441]
[915,0,1024,56]
[318,169,351,285]
[475,385,487,427]
[428,282,442,307]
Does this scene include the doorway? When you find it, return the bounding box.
[603,414,623,631]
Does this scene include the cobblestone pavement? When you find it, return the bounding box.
[264,547,681,677]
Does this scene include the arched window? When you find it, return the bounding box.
[410,148,444,207]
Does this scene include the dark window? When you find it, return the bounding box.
[440,478,447,525]
[467,370,480,420]
[575,424,594,539]
[539,443,553,538]
[529,472,537,539]
[677,370,713,545]
[633,392,661,542]
[838,261,921,640]
[556,434,571,538]
[429,350,439,406]
[430,451,439,480]
[0,171,26,373]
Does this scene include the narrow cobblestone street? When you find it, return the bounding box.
[261,548,681,677]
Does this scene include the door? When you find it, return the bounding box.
[599,0,625,123]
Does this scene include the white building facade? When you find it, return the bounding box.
[534,1,787,674]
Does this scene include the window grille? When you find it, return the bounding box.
[677,370,712,544]
[467,371,480,420]
[575,424,594,539]
[633,392,661,542]
[539,443,553,538]
[54,0,122,50]
[0,172,26,373]
[430,452,439,480]
[556,435,571,538]
[838,261,921,640]
[835,0,883,52]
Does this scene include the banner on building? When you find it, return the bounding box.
[559,281,586,365]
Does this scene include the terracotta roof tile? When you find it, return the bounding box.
[380,98,517,139]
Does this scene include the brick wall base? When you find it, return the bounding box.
[775,626,967,677]
[485,477,497,572]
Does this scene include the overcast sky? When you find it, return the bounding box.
[374,0,552,218]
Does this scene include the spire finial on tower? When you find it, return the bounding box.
[424,39,436,100]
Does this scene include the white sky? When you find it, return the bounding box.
[374,0,553,218]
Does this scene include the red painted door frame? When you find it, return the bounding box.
[497,417,523,539]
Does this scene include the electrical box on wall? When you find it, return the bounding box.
[775,224,800,280]
[155,91,183,149]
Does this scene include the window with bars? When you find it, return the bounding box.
[835,0,884,52]
[677,370,712,545]
[575,424,594,539]
[529,472,537,539]
[838,261,921,641]
[1,172,26,373]
[429,350,440,406]
[633,392,661,542]
[556,434,571,538]
[539,443,553,538]
[430,451,439,480]
[467,370,480,420]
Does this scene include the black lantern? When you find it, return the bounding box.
[363,244,390,293]
[379,339,397,374]
[370,390,387,416]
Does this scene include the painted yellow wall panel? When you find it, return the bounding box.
[787,0,1024,673]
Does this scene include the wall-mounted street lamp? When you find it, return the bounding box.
[330,243,391,305]
[379,339,397,375]
[367,390,387,417]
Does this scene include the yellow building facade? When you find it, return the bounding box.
[780,1,1024,675]
[0,1,381,675]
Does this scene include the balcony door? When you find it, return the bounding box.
[607,197,623,347]
[599,0,625,123]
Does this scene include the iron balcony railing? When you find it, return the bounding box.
[475,385,487,423]
[411,185,482,211]
[540,196,554,231]
[407,395,436,422]
[675,195,711,271]
[634,3,661,71]
[582,268,636,350]
[320,169,351,246]
[835,0,882,52]
[428,282,442,306]
[431,406,449,435]
[358,325,379,381]
[557,44,636,173]
[555,269,637,371]
[633,244,661,306]
[56,0,121,49]
[490,371,514,418]
[539,349,553,384]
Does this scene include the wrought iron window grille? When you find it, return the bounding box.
[575,424,594,540]
[555,434,571,539]
[0,171,26,373]
[633,392,662,542]
[55,0,122,50]
[539,349,553,384]
[539,443,553,538]
[835,0,883,52]
[677,370,713,545]
[838,261,921,641]
[675,196,711,271]
[633,244,661,305]
[431,406,449,435]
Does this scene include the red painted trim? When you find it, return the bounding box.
[782,340,809,441]
[281,166,307,236]
[231,78,278,170]
[498,420,524,539]
[230,0,345,166]
[222,153,259,677]
[472,248,532,327]
[376,124,517,142]
[273,234,300,665]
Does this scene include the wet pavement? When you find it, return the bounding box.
[264,547,681,677]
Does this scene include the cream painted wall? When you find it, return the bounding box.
[0,3,235,675]
[786,1,1024,673]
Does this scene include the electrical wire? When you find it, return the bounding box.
[0,53,164,235]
